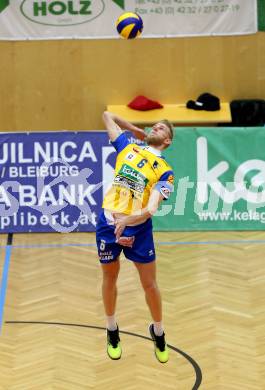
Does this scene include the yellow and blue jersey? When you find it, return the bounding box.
[102,133,174,215]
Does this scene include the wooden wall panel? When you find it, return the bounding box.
[0,33,264,131]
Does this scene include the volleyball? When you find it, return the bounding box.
[116,12,143,39]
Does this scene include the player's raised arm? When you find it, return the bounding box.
[102,111,146,142]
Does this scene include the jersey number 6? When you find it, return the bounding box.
[137,159,148,168]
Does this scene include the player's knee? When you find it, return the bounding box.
[102,273,119,290]
[102,262,120,281]
[142,280,158,293]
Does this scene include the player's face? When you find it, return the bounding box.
[146,122,172,147]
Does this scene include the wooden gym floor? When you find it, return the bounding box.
[0,231,264,390]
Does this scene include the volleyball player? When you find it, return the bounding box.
[96,111,174,363]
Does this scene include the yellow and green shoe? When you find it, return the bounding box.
[107,327,122,360]
[149,324,169,363]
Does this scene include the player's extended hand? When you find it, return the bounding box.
[116,236,135,247]
[114,215,127,240]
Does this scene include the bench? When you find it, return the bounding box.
[107,103,232,126]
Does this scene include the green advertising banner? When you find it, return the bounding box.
[258,0,265,31]
[153,127,265,231]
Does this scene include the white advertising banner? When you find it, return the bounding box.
[0,0,257,40]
